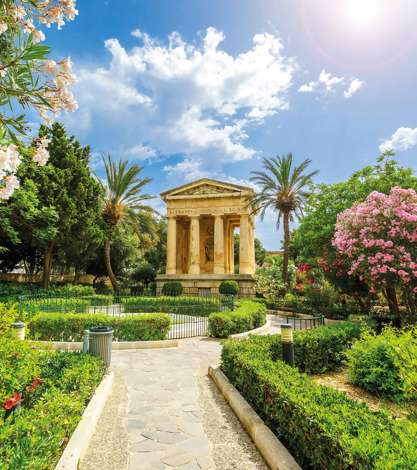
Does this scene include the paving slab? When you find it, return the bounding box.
[81,337,267,470]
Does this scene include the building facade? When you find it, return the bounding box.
[156,179,257,296]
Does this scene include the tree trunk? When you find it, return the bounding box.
[42,242,55,289]
[104,238,118,292]
[282,211,290,286]
[383,284,401,327]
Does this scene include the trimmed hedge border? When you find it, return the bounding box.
[272,321,362,374]
[28,312,171,341]
[120,296,220,316]
[221,337,417,469]
[208,300,267,338]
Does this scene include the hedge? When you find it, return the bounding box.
[347,327,417,401]
[0,338,105,468]
[221,338,417,469]
[208,300,266,338]
[121,296,219,317]
[161,281,183,296]
[271,321,362,374]
[28,312,171,341]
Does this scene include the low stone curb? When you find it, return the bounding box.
[208,366,301,470]
[30,339,178,351]
[55,371,114,470]
[229,318,271,340]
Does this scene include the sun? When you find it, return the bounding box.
[345,0,382,27]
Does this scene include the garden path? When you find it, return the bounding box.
[81,338,268,470]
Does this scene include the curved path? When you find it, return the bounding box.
[81,338,267,470]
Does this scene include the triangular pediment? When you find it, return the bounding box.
[161,179,253,199]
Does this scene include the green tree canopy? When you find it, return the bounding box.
[292,154,417,263]
[0,123,104,287]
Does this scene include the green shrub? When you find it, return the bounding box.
[271,321,362,374]
[208,300,266,338]
[121,296,219,316]
[19,298,91,319]
[0,303,16,338]
[161,281,183,296]
[29,312,171,341]
[221,337,417,469]
[347,327,417,401]
[0,337,104,468]
[0,282,96,301]
[219,280,239,295]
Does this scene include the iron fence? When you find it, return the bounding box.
[283,314,325,330]
[17,293,235,339]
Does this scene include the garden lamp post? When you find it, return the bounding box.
[281,324,295,366]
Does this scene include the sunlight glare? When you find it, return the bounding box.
[346,0,382,27]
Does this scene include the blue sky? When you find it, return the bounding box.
[44,0,417,249]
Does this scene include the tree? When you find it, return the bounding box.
[292,154,417,307]
[250,154,318,285]
[0,123,104,288]
[100,155,154,291]
[132,265,156,288]
[332,187,417,325]
[144,218,167,274]
[292,154,417,263]
[0,1,78,199]
[233,233,266,271]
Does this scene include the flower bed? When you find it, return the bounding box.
[208,300,266,338]
[0,337,105,468]
[221,336,417,469]
[28,312,171,341]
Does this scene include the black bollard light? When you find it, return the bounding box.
[280,324,295,366]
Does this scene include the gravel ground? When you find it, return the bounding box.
[198,373,268,470]
[80,371,129,470]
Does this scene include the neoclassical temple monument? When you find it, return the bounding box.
[156,179,257,296]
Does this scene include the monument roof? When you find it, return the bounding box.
[161,178,255,200]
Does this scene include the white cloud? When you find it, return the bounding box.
[298,70,364,99]
[298,81,318,93]
[125,144,158,160]
[344,78,365,98]
[68,27,297,179]
[318,70,345,92]
[379,127,417,153]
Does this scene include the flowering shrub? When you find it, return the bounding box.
[0,337,105,466]
[332,187,417,320]
[255,256,296,302]
[0,1,78,199]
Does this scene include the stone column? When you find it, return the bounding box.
[214,215,225,274]
[239,214,251,274]
[189,215,200,275]
[230,224,235,274]
[249,219,256,273]
[166,216,177,275]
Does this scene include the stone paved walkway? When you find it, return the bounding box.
[81,338,268,470]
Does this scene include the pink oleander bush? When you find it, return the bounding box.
[332,187,417,320]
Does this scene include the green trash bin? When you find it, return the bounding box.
[89,326,113,367]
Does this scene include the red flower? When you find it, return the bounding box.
[3,392,21,411]
[29,377,42,392]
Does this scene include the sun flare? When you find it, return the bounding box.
[346,0,382,27]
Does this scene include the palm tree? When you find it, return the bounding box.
[250,153,318,285]
[99,155,154,291]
